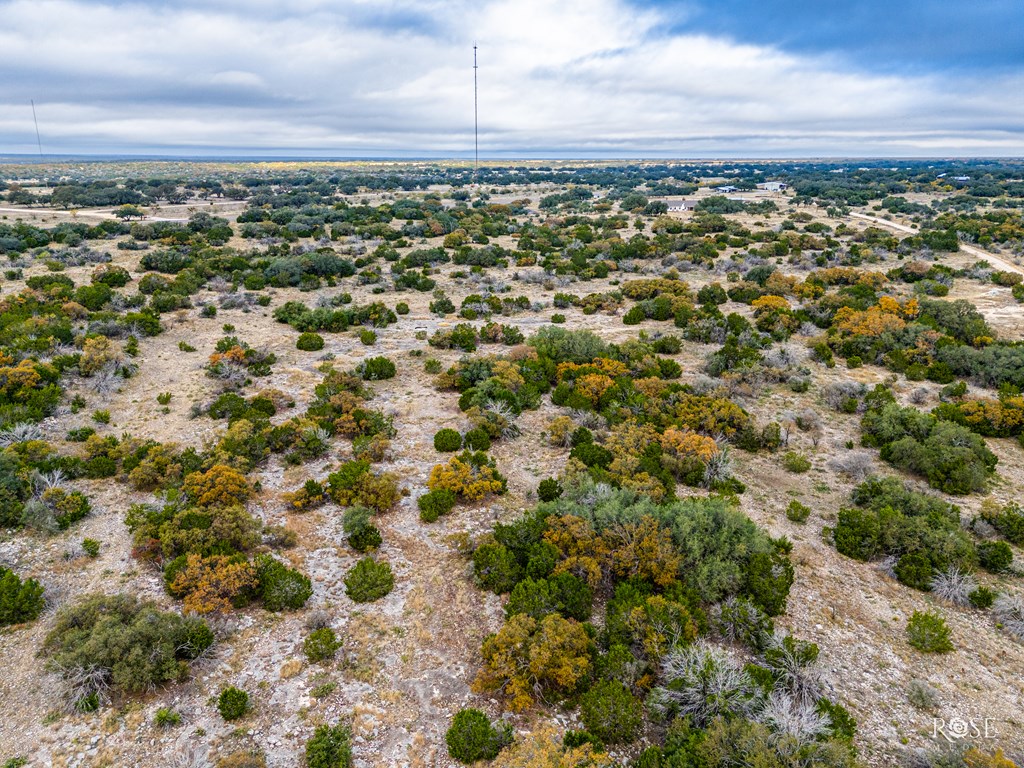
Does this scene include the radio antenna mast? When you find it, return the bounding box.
[31,100,44,159]
[473,45,479,182]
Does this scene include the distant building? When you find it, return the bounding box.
[953,176,971,182]
[756,181,788,192]
[714,185,739,193]
[665,199,698,212]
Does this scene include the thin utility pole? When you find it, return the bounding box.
[473,45,479,181]
[31,100,43,159]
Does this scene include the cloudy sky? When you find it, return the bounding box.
[1,0,1022,157]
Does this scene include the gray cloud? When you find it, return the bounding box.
[1,0,1022,156]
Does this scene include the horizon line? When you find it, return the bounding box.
[2,152,1024,164]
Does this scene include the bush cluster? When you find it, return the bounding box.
[43,594,213,706]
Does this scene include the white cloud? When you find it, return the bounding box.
[0,0,1021,155]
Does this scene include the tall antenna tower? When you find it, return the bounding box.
[473,45,479,181]
[31,100,44,159]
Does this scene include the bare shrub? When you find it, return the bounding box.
[822,381,866,411]
[993,594,1024,640]
[569,409,606,431]
[20,498,58,533]
[757,690,831,743]
[703,444,734,488]
[969,516,998,539]
[794,409,822,432]
[827,452,875,482]
[167,747,213,768]
[930,567,976,607]
[53,663,112,711]
[219,292,259,309]
[0,422,44,446]
[690,374,723,396]
[878,555,898,580]
[763,634,826,704]
[650,641,758,726]
[909,387,931,405]
[87,364,124,396]
[763,344,807,370]
[305,610,333,631]
[712,596,773,650]
[907,679,939,711]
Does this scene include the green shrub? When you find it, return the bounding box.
[579,679,643,745]
[0,566,45,626]
[537,478,563,502]
[217,686,249,720]
[969,586,996,609]
[906,610,953,653]
[357,356,395,380]
[395,302,409,315]
[505,573,592,622]
[92,409,111,424]
[834,477,974,583]
[255,555,312,611]
[462,428,491,451]
[154,707,182,728]
[157,392,173,405]
[551,313,566,324]
[744,550,794,616]
[782,451,811,473]
[297,332,325,351]
[305,723,352,768]
[342,506,382,552]
[418,489,456,522]
[344,557,394,603]
[785,500,810,523]
[359,329,377,345]
[977,540,1013,573]
[623,305,646,325]
[472,541,521,594]
[433,428,463,452]
[81,538,101,558]
[570,442,612,469]
[304,627,342,662]
[43,594,213,701]
[563,730,604,752]
[424,358,442,374]
[311,682,336,699]
[981,503,1024,546]
[862,401,997,494]
[445,708,512,763]
[894,552,934,591]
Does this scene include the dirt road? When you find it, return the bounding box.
[0,205,187,222]
[851,211,1023,276]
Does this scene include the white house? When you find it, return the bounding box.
[756,181,788,192]
[666,199,698,212]
[715,185,739,193]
